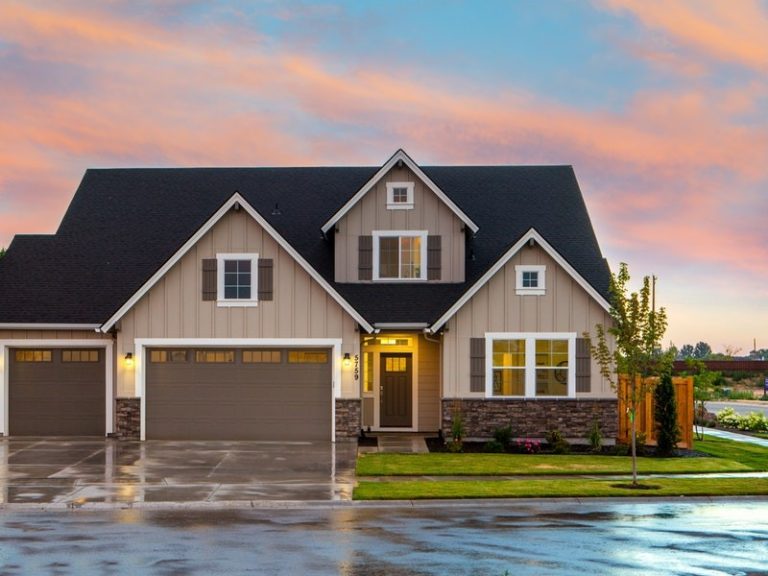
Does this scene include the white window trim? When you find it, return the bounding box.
[485,332,576,399]
[515,265,546,296]
[372,230,428,282]
[216,253,259,307]
[385,182,415,210]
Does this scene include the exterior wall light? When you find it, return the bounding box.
[125,352,134,368]
[343,352,351,368]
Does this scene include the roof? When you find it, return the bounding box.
[0,163,611,328]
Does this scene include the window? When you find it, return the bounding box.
[373,231,427,280]
[386,182,414,209]
[363,352,374,393]
[242,350,281,363]
[216,253,258,306]
[288,350,329,364]
[515,265,546,295]
[195,350,235,363]
[384,356,407,372]
[150,350,188,363]
[14,350,52,362]
[62,350,99,362]
[486,333,575,398]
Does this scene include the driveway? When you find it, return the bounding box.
[0,438,357,507]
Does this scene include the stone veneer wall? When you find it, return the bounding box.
[335,398,361,439]
[115,398,141,440]
[442,399,618,440]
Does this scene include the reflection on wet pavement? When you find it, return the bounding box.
[0,438,357,504]
[0,501,766,575]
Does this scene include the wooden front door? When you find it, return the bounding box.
[380,353,412,427]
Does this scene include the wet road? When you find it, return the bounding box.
[1,500,767,575]
[707,401,768,417]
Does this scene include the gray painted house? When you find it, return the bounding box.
[0,149,617,441]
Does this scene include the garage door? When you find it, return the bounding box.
[146,348,332,440]
[9,348,106,436]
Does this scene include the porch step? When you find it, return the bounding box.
[375,434,429,454]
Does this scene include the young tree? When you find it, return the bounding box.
[654,373,679,456]
[589,263,672,486]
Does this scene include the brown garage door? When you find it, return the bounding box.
[9,348,106,436]
[145,348,332,440]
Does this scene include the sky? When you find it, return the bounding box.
[0,0,766,354]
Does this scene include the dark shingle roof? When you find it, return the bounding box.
[0,165,610,326]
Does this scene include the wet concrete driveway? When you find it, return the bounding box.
[0,438,357,506]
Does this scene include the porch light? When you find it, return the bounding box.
[343,352,351,368]
[124,352,134,368]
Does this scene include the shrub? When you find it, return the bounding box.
[483,440,505,453]
[588,420,603,453]
[493,425,514,448]
[451,411,464,442]
[514,438,542,454]
[718,409,768,432]
[545,429,571,454]
[635,431,647,456]
[446,440,463,453]
[654,373,680,457]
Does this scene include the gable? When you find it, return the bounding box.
[333,162,466,283]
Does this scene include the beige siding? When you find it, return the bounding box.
[116,209,360,398]
[417,334,441,431]
[334,165,466,282]
[442,245,614,398]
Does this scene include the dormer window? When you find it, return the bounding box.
[515,265,546,295]
[386,182,414,210]
[373,231,427,280]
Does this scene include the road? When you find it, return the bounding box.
[706,400,768,417]
[1,501,767,575]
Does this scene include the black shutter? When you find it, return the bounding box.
[427,235,441,280]
[258,258,274,301]
[470,337,486,393]
[202,259,217,301]
[576,337,591,393]
[359,235,373,280]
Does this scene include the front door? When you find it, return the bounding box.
[380,353,412,427]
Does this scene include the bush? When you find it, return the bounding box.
[717,408,768,432]
[493,425,514,448]
[654,373,680,457]
[588,420,603,453]
[514,438,542,454]
[483,440,505,453]
[635,431,647,456]
[545,429,571,454]
[446,440,463,453]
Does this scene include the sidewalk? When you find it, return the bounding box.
[700,428,768,448]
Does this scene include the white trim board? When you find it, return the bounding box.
[321,149,479,235]
[99,193,375,334]
[429,228,612,333]
[0,339,115,436]
[133,337,343,442]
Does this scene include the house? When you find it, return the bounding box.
[0,149,616,441]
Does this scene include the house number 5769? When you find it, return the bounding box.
[353,354,360,381]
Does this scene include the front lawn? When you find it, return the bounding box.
[354,477,768,500]
[356,452,749,477]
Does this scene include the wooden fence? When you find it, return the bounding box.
[618,376,694,449]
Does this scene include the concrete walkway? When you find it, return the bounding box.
[701,427,768,447]
[375,434,430,454]
[0,437,357,508]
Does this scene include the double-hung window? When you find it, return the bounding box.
[486,333,575,398]
[217,253,258,306]
[373,231,427,281]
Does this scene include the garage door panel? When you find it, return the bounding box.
[146,348,332,440]
[9,348,105,436]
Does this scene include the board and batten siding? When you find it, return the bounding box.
[334,165,465,283]
[442,244,614,398]
[417,334,441,431]
[115,209,360,398]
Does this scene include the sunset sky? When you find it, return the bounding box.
[0,1,766,353]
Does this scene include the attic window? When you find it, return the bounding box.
[216,253,259,307]
[515,265,546,295]
[386,182,414,210]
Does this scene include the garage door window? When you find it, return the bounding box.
[150,350,188,363]
[14,350,52,362]
[195,350,235,363]
[288,350,329,364]
[62,350,99,362]
[242,350,281,363]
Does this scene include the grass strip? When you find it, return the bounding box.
[354,477,768,500]
[693,435,768,470]
[356,452,749,477]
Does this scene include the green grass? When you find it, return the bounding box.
[354,477,768,500]
[693,434,768,470]
[356,452,749,477]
